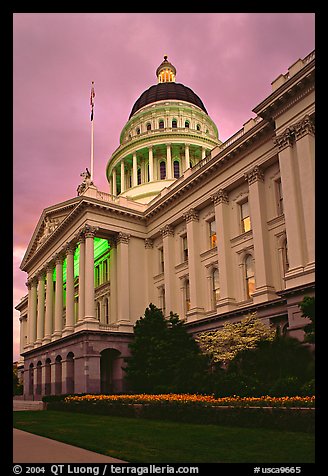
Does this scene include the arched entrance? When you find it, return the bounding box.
[66,352,75,394]
[36,361,42,396]
[55,355,62,395]
[45,358,51,395]
[100,348,121,394]
[28,363,34,397]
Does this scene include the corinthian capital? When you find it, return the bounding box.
[183,208,199,223]
[273,127,295,150]
[160,224,174,238]
[211,189,229,205]
[117,232,130,244]
[294,114,315,139]
[245,165,264,185]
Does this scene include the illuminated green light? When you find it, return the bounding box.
[52,238,110,283]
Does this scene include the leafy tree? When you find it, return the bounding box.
[227,331,315,396]
[123,304,210,393]
[299,296,315,343]
[195,313,275,366]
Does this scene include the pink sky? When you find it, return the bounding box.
[13,13,315,361]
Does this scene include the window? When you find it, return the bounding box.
[240,200,251,233]
[245,254,255,299]
[146,123,151,131]
[159,120,164,129]
[173,160,180,179]
[136,127,140,135]
[212,268,220,307]
[185,120,190,128]
[160,161,166,180]
[95,265,100,286]
[209,220,217,249]
[159,247,164,273]
[137,167,142,185]
[282,238,289,274]
[182,235,188,262]
[160,287,166,316]
[103,260,108,282]
[276,178,284,215]
[196,124,201,131]
[172,119,177,128]
[96,301,101,321]
[105,298,109,325]
[185,279,191,312]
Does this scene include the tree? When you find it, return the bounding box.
[228,330,315,396]
[195,313,275,366]
[123,304,210,393]
[299,296,315,343]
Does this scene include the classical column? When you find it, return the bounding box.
[183,209,204,319]
[245,166,276,303]
[211,189,236,311]
[63,243,75,335]
[201,146,206,160]
[184,143,190,172]
[109,236,117,324]
[44,264,54,343]
[294,115,315,269]
[84,226,98,323]
[112,168,117,196]
[121,160,125,192]
[148,147,154,182]
[274,127,306,288]
[160,225,175,316]
[132,152,138,187]
[166,144,172,179]
[144,239,154,305]
[117,232,130,324]
[78,234,85,321]
[29,278,37,347]
[25,281,32,348]
[53,254,64,338]
[36,272,45,345]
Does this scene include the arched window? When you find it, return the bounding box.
[29,363,34,396]
[196,124,201,131]
[105,298,109,325]
[212,268,220,307]
[185,279,191,313]
[173,160,180,179]
[97,301,101,321]
[282,238,289,274]
[159,120,164,129]
[55,356,62,395]
[136,127,140,135]
[172,119,177,128]
[146,123,151,131]
[245,255,255,299]
[185,120,190,128]
[137,167,142,185]
[160,161,166,180]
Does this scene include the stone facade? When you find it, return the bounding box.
[16,53,315,398]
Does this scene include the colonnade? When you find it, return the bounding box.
[109,142,208,195]
[25,224,99,350]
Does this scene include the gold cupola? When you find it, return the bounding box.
[156,55,176,83]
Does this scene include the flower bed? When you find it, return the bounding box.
[64,393,315,408]
[44,394,315,432]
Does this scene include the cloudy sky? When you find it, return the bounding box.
[13,12,315,361]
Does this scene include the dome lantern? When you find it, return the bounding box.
[156,55,176,83]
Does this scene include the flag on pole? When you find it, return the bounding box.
[90,81,95,121]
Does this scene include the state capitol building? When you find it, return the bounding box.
[16,52,315,398]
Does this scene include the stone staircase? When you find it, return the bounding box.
[13,400,45,411]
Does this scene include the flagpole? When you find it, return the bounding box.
[90,81,95,182]
[90,114,94,181]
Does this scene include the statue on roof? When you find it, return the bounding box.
[77,168,94,195]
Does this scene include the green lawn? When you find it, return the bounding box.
[13,411,314,463]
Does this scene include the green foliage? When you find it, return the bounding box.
[299,296,315,343]
[123,303,210,393]
[13,366,23,396]
[222,332,315,397]
[196,313,275,365]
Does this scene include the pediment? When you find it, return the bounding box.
[20,197,82,270]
